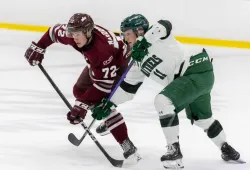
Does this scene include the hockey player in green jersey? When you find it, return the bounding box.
[92,14,241,169]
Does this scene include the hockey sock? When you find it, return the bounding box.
[154,94,180,145]
[110,123,128,144]
[160,114,180,145]
[207,120,226,148]
[105,110,128,144]
[194,118,226,148]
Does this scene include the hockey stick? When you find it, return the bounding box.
[68,60,135,146]
[38,64,73,110]
[38,63,124,167]
[68,118,96,146]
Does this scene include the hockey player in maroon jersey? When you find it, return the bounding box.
[24,13,141,165]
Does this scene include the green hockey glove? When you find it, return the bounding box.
[131,36,151,62]
[91,98,117,120]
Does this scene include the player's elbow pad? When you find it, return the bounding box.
[145,20,172,43]
[111,81,142,105]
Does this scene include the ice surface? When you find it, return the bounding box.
[0,30,249,170]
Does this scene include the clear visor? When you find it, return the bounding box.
[121,27,133,33]
[66,26,80,38]
[121,27,144,37]
[66,26,92,38]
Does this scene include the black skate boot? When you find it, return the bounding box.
[120,138,141,167]
[96,122,110,136]
[221,142,240,161]
[161,142,184,169]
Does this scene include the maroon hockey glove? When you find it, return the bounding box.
[67,100,90,125]
[24,41,45,66]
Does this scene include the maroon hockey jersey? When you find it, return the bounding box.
[37,24,129,105]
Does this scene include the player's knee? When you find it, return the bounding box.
[154,94,175,117]
[104,109,125,131]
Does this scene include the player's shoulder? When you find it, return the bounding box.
[157,20,172,32]
[149,20,172,38]
[93,25,114,45]
[144,20,174,43]
[93,25,120,56]
[157,20,172,35]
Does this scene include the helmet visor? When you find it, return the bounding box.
[66,25,92,38]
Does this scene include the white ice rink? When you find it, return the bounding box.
[0,29,250,170]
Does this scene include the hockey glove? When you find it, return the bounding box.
[131,36,151,62]
[24,41,45,66]
[67,100,90,125]
[91,98,117,120]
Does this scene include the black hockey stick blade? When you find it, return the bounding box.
[95,141,124,168]
[68,119,96,146]
[68,133,81,146]
[107,155,124,168]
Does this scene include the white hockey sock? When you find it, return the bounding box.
[194,118,227,149]
[162,125,179,145]
[211,130,226,148]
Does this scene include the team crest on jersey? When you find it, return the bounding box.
[103,56,113,65]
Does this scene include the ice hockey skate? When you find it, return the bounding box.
[221,142,245,164]
[121,138,141,167]
[161,142,184,169]
[96,122,110,136]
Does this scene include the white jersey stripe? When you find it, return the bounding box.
[93,83,111,93]
[89,72,114,84]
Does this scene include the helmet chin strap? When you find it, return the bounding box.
[85,31,93,45]
[86,36,92,45]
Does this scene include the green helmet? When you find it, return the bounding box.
[120,14,149,33]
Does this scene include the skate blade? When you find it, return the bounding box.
[225,158,246,164]
[163,159,184,169]
[122,153,141,168]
